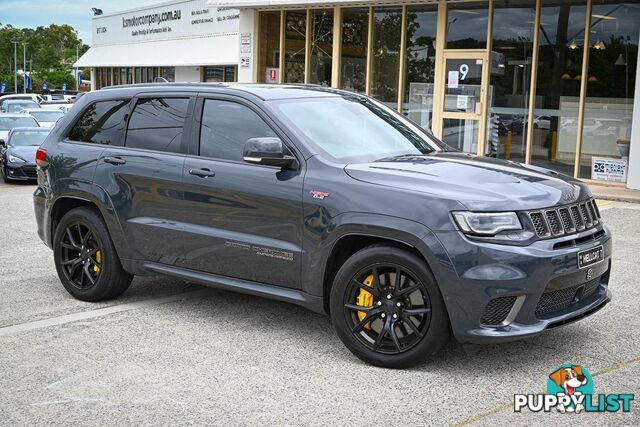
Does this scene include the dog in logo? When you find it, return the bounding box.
[549,365,588,413]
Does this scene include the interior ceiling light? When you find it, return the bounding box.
[561,73,572,80]
[592,14,617,20]
[593,40,606,50]
[569,39,580,49]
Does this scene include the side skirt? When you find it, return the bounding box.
[129,260,326,314]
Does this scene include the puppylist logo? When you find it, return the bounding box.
[514,364,634,414]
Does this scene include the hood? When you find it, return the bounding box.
[344,153,591,211]
[7,145,38,164]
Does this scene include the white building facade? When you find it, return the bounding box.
[75,0,240,88]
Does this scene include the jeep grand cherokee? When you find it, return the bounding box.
[34,84,611,368]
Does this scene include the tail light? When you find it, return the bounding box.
[35,148,48,168]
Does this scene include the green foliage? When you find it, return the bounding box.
[0,23,88,92]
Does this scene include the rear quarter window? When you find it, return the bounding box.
[68,99,130,146]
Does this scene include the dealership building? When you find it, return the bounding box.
[76,0,640,190]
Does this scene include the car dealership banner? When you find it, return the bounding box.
[92,0,238,46]
[591,157,628,183]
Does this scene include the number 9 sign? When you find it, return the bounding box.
[459,64,469,80]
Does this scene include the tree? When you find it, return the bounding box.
[0,23,88,92]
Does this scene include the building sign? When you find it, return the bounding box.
[592,157,628,183]
[92,0,238,46]
[266,67,279,83]
[240,33,251,53]
[241,57,250,69]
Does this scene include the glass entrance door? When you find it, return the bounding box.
[436,52,487,154]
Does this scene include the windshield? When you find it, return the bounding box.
[0,117,39,130]
[7,101,39,112]
[9,130,50,146]
[31,110,64,122]
[269,96,443,163]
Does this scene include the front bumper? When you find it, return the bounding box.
[433,224,612,344]
[4,162,38,180]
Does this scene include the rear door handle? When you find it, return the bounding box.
[189,168,215,178]
[103,156,126,165]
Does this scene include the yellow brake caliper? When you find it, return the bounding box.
[93,250,101,274]
[356,274,375,330]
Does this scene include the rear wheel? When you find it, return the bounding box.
[53,207,132,301]
[330,245,450,368]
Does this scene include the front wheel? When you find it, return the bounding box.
[330,245,450,368]
[53,207,133,301]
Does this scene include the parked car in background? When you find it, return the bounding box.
[20,109,65,128]
[40,90,79,103]
[0,93,45,105]
[1,99,41,113]
[0,114,39,141]
[0,127,50,182]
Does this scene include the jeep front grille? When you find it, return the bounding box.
[528,199,600,239]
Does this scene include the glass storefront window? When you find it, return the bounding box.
[579,0,640,182]
[225,65,237,82]
[446,2,489,49]
[486,0,536,162]
[258,11,281,83]
[310,9,333,86]
[340,8,369,93]
[284,10,306,83]
[531,1,588,177]
[404,5,438,130]
[204,66,238,82]
[370,7,402,107]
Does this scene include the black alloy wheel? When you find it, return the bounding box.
[330,245,450,368]
[59,222,103,289]
[344,264,432,354]
[53,207,133,301]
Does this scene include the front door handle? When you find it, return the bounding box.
[189,168,215,178]
[103,156,126,165]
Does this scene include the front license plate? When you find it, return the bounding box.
[578,245,604,269]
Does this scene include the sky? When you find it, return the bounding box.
[0,0,162,45]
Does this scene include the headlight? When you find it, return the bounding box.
[453,211,523,236]
[8,154,26,163]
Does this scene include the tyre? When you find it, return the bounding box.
[330,245,450,368]
[53,207,133,301]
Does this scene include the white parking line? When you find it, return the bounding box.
[0,288,214,337]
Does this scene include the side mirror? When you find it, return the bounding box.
[243,137,298,169]
[0,139,5,147]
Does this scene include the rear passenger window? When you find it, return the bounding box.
[125,98,189,153]
[199,100,276,161]
[68,100,129,145]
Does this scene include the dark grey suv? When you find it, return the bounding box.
[34,84,611,368]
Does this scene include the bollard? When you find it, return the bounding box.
[505,131,512,160]
[550,131,557,162]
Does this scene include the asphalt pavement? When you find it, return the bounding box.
[0,179,638,425]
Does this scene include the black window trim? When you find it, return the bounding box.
[123,92,196,156]
[189,93,303,170]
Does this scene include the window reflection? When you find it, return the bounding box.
[404,5,438,130]
[370,7,402,107]
[579,1,640,182]
[446,2,489,49]
[486,1,536,163]
[258,11,281,83]
[340,8,369,93]
[531,1,588,176]
[310,9,333,86]
[284,10,306,83]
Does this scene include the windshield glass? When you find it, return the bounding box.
[9,130,50,146]
[7,101,39,112]
[31,110,64,122]
[0,117,39,130]
[269,96,442,163]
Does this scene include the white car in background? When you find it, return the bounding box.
[0,93,46,104]
[19,109,65,128]
[0,114,39,142]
